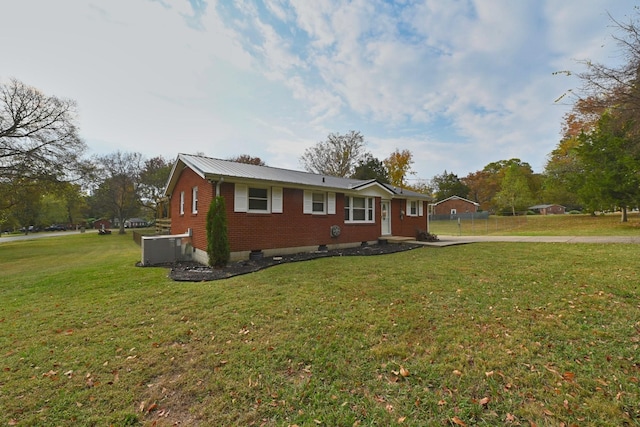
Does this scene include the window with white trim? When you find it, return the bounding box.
[344,196,374,223]
[192,186,198,213]
[248,187,270,212]
[312,192,325,213]
[304,191,332,214]
[234,184,280,213]
[408,200,418,216]
[179,191,185,215]
[406,199,423,216]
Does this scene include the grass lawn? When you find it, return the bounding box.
[430,212,640,237]
[1,231,639,426]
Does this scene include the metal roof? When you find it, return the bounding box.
[165,153,431,200]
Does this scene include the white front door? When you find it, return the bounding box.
[381,200,391,235]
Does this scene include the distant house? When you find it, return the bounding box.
[529,204,566,215]
[431,195,480,217]
[125,218,148,228]
[161,153,432,263]
[93,219,112,230]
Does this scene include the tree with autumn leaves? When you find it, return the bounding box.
[544,11,640,220]
[300,132,424,193]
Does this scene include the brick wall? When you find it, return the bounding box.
[433,199,478,215]
[169,167,214,252]
[389,198,429,236]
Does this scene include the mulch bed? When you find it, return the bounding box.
[168,243,423,282]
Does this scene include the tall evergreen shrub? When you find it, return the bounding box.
[206,196,230,267]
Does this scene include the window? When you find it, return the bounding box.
[304,191,334,214]
[406,199,423,216]
[312,192,325,213]
[192,186,198,213]
[248,187,269,212]
[234,184,279,213]
[409,200,418,216]
[344,196,374,223]
[179,191,185,215]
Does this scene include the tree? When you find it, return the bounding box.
[577,112,640,221]
[92,151,144,234]
[463,159,533,212]
[300,131,367,177]
[576,12,640,137]
[207,196,230,268]
[352,153,389,182]
[139,156,172,216]
[569,10,640,220]
[9,179,42,233]
[542,137,583,210]
[0,78,86,187]
[431,170,470,201]
[494,164,535,215]
[384,148,414,188]
[462,170,494,211]
[228,155,266,166]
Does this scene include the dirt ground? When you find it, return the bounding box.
[168,242,422,281]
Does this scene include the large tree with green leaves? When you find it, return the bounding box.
[577,113,640,220]
[566,10,640,220]
[431,170,470,201]
[352,153,389,183]
[463,159,535,212]
[494,163,535,215]
[542,138,583,210]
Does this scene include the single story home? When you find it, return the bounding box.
[431,195,480,216]
[125,218,149,228]
[529,204,566,215]
[162,153,432,263]
[93,219,112,230]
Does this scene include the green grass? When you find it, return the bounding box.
[430,212,640,236]
[1,231,640,426]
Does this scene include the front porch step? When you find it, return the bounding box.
[378,236,416,244]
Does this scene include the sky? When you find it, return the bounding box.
[1,0,637,183]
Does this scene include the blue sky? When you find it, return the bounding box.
[1,0,636,183]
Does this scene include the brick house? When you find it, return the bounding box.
[163,154,431,263]
[529,204,566,215]
[431,195,480,216]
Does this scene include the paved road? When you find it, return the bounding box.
[0,230,86,243]
[424,235,640,246]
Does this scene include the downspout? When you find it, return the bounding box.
[216,177,224,197]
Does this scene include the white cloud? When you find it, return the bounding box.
[2,0,637,182]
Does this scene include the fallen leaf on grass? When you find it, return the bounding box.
[451,416,466,426]
[478,396,490,406]
[399,366,410,377]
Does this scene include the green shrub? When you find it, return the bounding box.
[206,196,230,267]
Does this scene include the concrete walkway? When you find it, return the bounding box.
[419,234,640,247]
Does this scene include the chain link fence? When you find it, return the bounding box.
[429,212,530,236]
